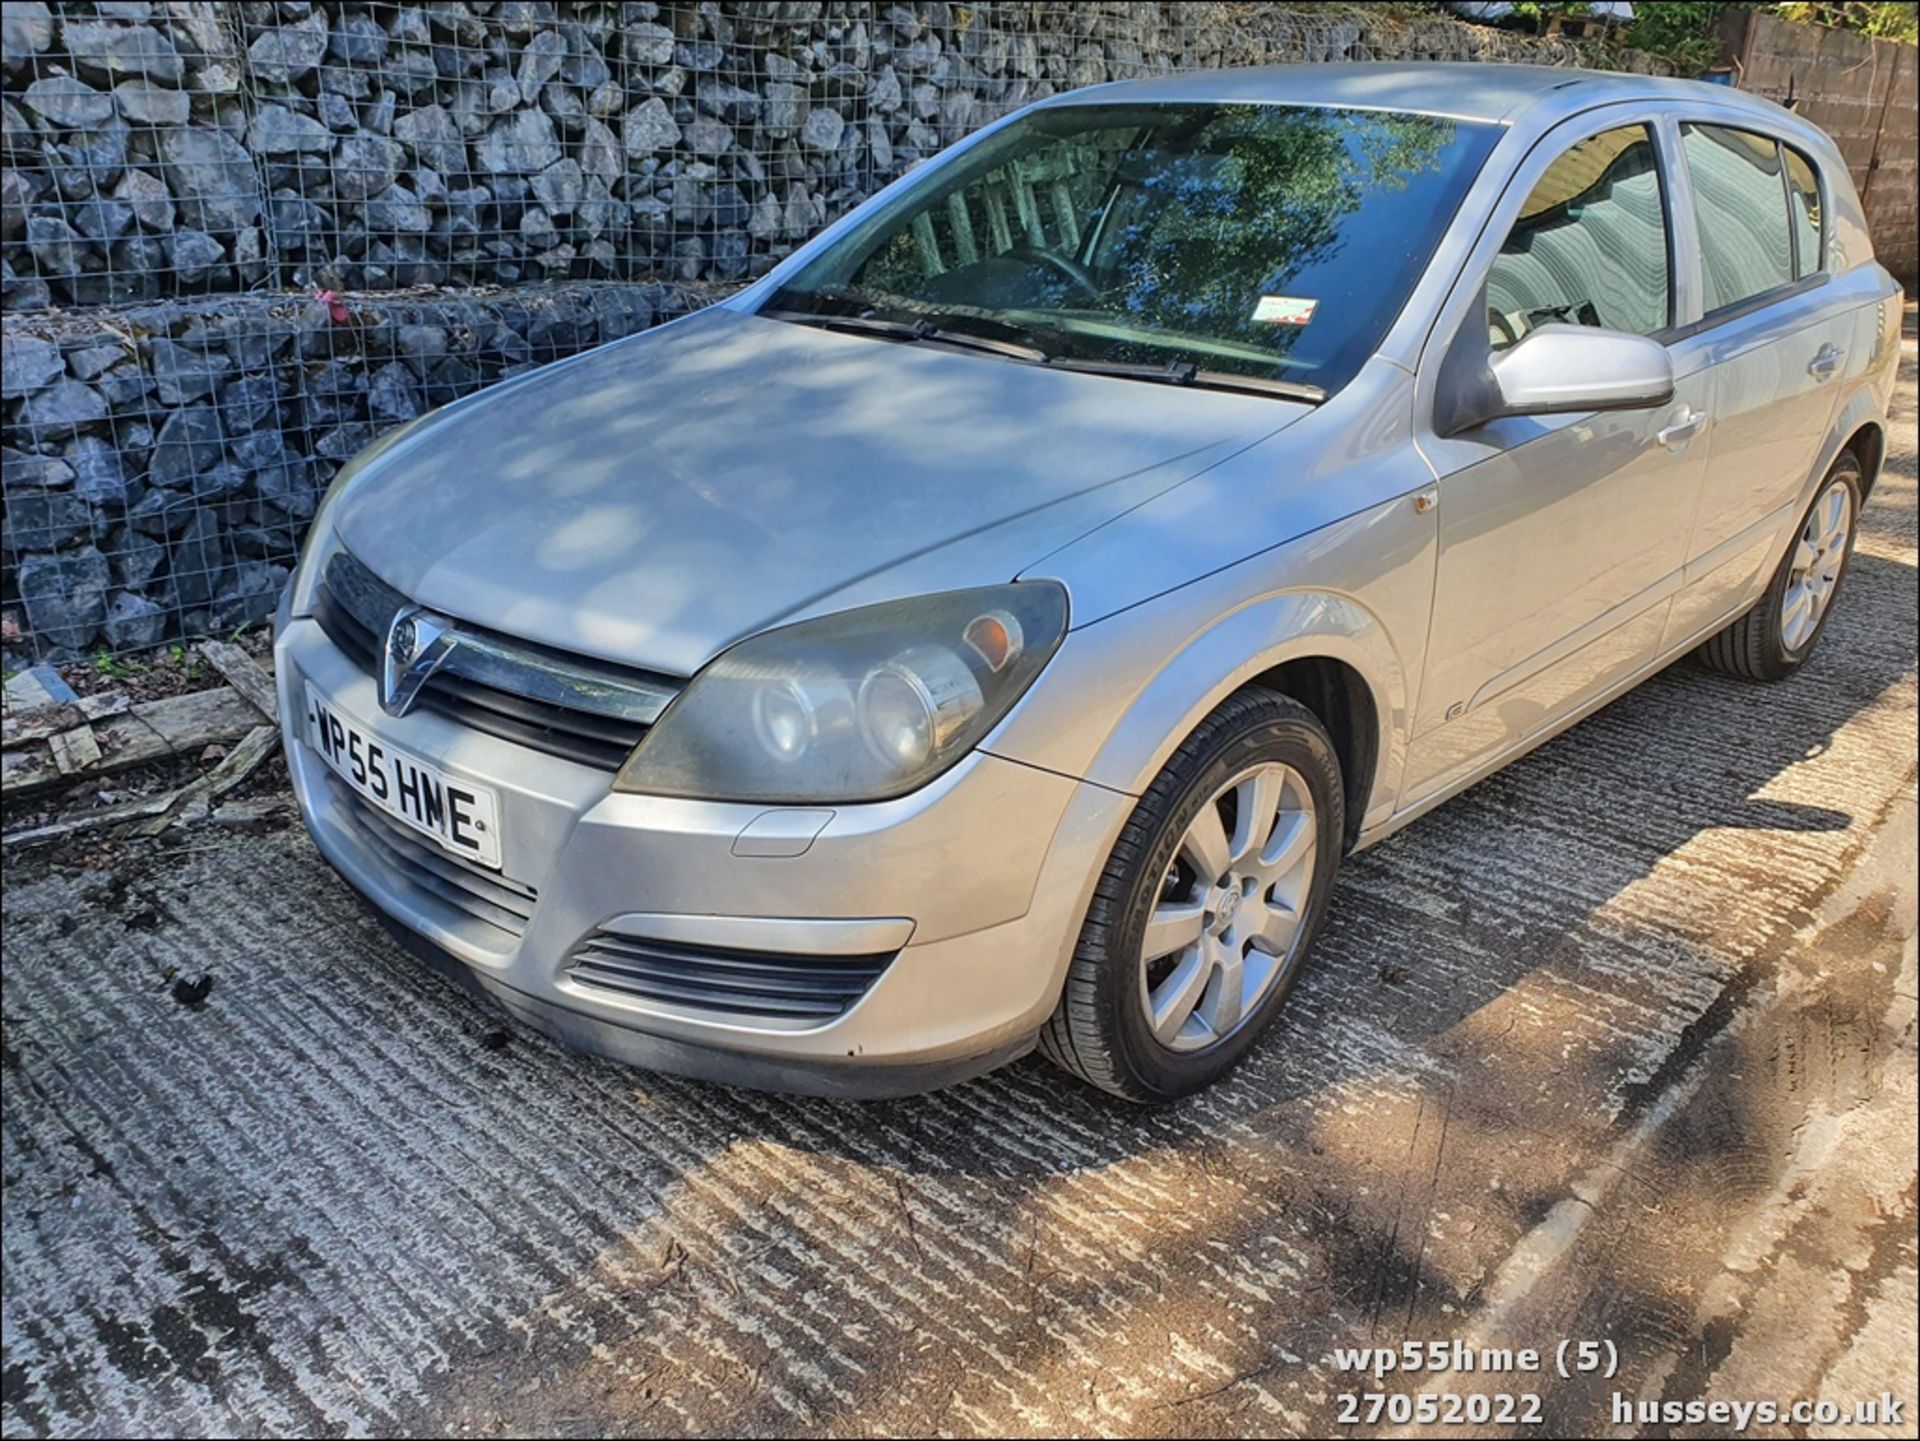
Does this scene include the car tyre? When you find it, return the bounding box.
[1696,452,1863,682]
[1040,687,1345,1103]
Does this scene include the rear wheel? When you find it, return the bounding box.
[1040,688,1345,1103]
[1697,453,1862,681]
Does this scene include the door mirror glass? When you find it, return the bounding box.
[1488,323,1675,418]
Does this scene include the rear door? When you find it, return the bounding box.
[1662,119,1857,645]
[1404,113,1712,807]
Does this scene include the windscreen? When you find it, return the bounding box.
[763,102,1502,394]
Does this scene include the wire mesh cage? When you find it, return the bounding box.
[1,2,1632,662]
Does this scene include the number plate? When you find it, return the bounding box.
[304,681,502,869]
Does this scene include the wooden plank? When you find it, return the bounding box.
[4,693,131,748]
[197,640,278,721]
[135,725,281,836]
[1,687,262,796]
[49,726,102,775]
[2,792,181,850]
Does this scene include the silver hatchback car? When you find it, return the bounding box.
[277,63,1902,1101]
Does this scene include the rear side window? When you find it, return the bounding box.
[1485,125,1670,350]
[1784,146,1823,276]
[1682,124,1795,312]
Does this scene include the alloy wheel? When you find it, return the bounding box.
[1781,479,1853,651]
[1139,762,1318,1053]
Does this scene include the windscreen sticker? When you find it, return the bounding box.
[1253,295,1318,325]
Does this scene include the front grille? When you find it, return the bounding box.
[566,931,895,1021]
[313,549,677,771]
[330,776,537,940]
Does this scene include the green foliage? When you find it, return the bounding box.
[1774,2,1920,40]
[1624,2,1732,72]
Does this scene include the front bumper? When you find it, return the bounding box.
[274,609,1131,1096]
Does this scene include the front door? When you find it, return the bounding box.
[1404,118,1711,807]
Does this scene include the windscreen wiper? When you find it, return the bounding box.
[1044,355,1326,405]
[761,309,1050,363]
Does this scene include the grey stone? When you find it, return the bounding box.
[315,424,372,459]
[625,23,674,66]
[221,374,283,432]
[247,12,328,84]
[230,430,286,472]
[763,81,806,137]
[103,589,166,649]
[25,211,87,278]
[147,404,226,487]
[147,337,230,405]
[1,169,31,241]
[328,11,388,65]
[518,29,565,105]
[159,127,261,230]
[800,107,845,152]
[125,486,187,537]
[16,547,110,650]
[169,506,226,607]
[393,103,464,171]
[73,197,134,241]
[579,115,620,184]
[479,109,561,174]
[19,378,106,435]
[248,103,331,154]
[65,435,133,506]
[110,530,166,587]
[367,362,423,422]
[683,118,731,157]
[209,561,288,630]
[365,183,432,232]
[621,97,679,156]
[2,335,62,398]
[319,92,356,131]
[62,343,123,381]
[5,491,90,551]
[113,78,188,125]
[192,460,249,500]
[23,75,113,127]
[332,134,401,202]
[163,229,225,283]
[62,21,182,84]
[2,2,53,64]
[531,157,583,215]
[4,450,74,489]
[113,167,173,229]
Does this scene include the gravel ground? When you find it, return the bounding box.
[3,313,1915,1439]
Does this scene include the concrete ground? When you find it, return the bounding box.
[3,313,1915,1439]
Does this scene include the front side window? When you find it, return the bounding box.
[762,103,1501,396]
[1683,123,1796,313]
[1784,145,1823,277]
[1485,125,1671,350]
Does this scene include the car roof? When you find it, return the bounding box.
[1041,61,1798,129]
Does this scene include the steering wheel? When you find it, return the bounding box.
[1011,245,1101,301]
[1487,305,1522,349]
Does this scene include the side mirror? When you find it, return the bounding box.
[1436,321,1675,437]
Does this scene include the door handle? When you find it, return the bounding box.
[1808,344,1845,380]
[1657,408,1707,448]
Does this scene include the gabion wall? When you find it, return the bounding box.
[1,2,1637,661]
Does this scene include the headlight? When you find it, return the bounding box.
[614,582,1068,803]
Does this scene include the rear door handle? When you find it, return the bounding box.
[1808,344,1845,380]
[1657,408,1707,448]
